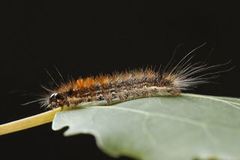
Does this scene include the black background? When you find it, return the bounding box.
[1,1,240,160]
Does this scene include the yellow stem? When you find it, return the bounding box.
[0,108,61,136]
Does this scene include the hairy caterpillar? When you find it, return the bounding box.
[35,44,230,109]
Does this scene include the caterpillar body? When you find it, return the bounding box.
[38,44,228,109]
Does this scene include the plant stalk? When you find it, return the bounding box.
[0,108,61,136]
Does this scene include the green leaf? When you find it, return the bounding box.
[52,94,240,160]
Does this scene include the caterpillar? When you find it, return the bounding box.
[37,44,229,109]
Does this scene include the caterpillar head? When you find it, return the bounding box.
[48,92,67,108]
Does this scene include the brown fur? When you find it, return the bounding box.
[47,69,180,108]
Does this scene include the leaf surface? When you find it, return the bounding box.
[52,94,240,160]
